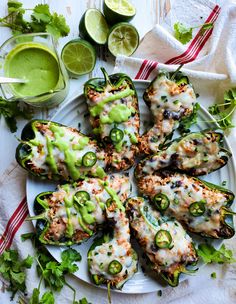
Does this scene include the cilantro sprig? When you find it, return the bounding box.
[0,249,33,300]
[174,21,213,44]
[178,102,200,134]
[31,248,82,303]
[197,243,236,264]
[208,88,236,130]
[0,1,70,40]
[0,97,32,132]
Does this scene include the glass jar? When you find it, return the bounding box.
[0,33,69,108]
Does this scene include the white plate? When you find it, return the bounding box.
[26,80,236,294]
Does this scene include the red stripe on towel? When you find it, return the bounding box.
[165,5,220,64]
[0,197,28,254]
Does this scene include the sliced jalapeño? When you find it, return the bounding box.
[189,201,206,217]
[110,128,124,143]
[82,152,97,167]
[153,193,170,211]
[155,230,172,249]
[108,260,123,275]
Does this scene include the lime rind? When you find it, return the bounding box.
[103,0,136,24]
[79,8,109,45]
[105,0,136,16]
[61,39,96,76]
[108,22,139,57]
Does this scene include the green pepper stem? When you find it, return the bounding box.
[101,67,112,87]
[25,213,46,221]
[170,64,184,80]
[221,207,236,216]
[181,267,198,275]
[107,282,111,304]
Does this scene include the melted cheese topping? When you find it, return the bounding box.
[45,174,131,241]
[86,81,139,168]
[139,173,229,236]
[141,132,228,176]
[128,198,196,270]
[29,123,106,179]
[89,208,137,286]
[143,73,196,153]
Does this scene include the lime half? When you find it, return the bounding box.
[108,22,139,57]
[103,0,136,24]
[61,39,96,77]
[79,9,109,45]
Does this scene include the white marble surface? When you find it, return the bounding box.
[0,1,235,304]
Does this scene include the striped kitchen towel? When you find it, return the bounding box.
[1,0,236,303]
[114,0,236,155]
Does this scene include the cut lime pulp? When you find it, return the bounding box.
[79,8,109,45]
[61,39,96,77]
[107,22,139,57]
[103,0,136,24]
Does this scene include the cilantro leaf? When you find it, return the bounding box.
[208,88,236,130]
[178,102,200,134]
[0,2,69,40]
[39,291,55,304]
[200,22,214,34]
[174,22,193,44]
[32,4,51,23]
[61,248,82,264]
[0,249,33,299]
[197,243,236,264]
[0,97,32,132]
[174,21,214,44]
[46,13,70,40]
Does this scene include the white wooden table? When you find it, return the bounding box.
[0,1,232,304]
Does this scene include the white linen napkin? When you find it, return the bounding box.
[114,0,236,155]
[1,0,236,303]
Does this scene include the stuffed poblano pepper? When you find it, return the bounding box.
[137,171,235,239]
[88,200,138,289]
[135,130,231,178]
[28,174,131,246]
[139,70,197,154]
[84,68,139,171]
[126,197,198,287]
[16,120,107,181]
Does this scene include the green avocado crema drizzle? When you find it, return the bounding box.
[100,104,136,124]
[90,88,135,117]
[62,186,97,236]
[32,124,94,179]
[63,195,74,237]
[100,181,125,211]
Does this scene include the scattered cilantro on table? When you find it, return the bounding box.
[208,88,236,130]
[0,233,91,303]
[174,21,213,44]
[0,1,70,40]
[197,243,236,264]
[0,97,32,132]
[21,233,89,304]
[0,249,33,300]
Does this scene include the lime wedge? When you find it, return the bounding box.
[79,9,109,45]
[103,0,136,24]
[108,22,139,57]
[61,39,96,77]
